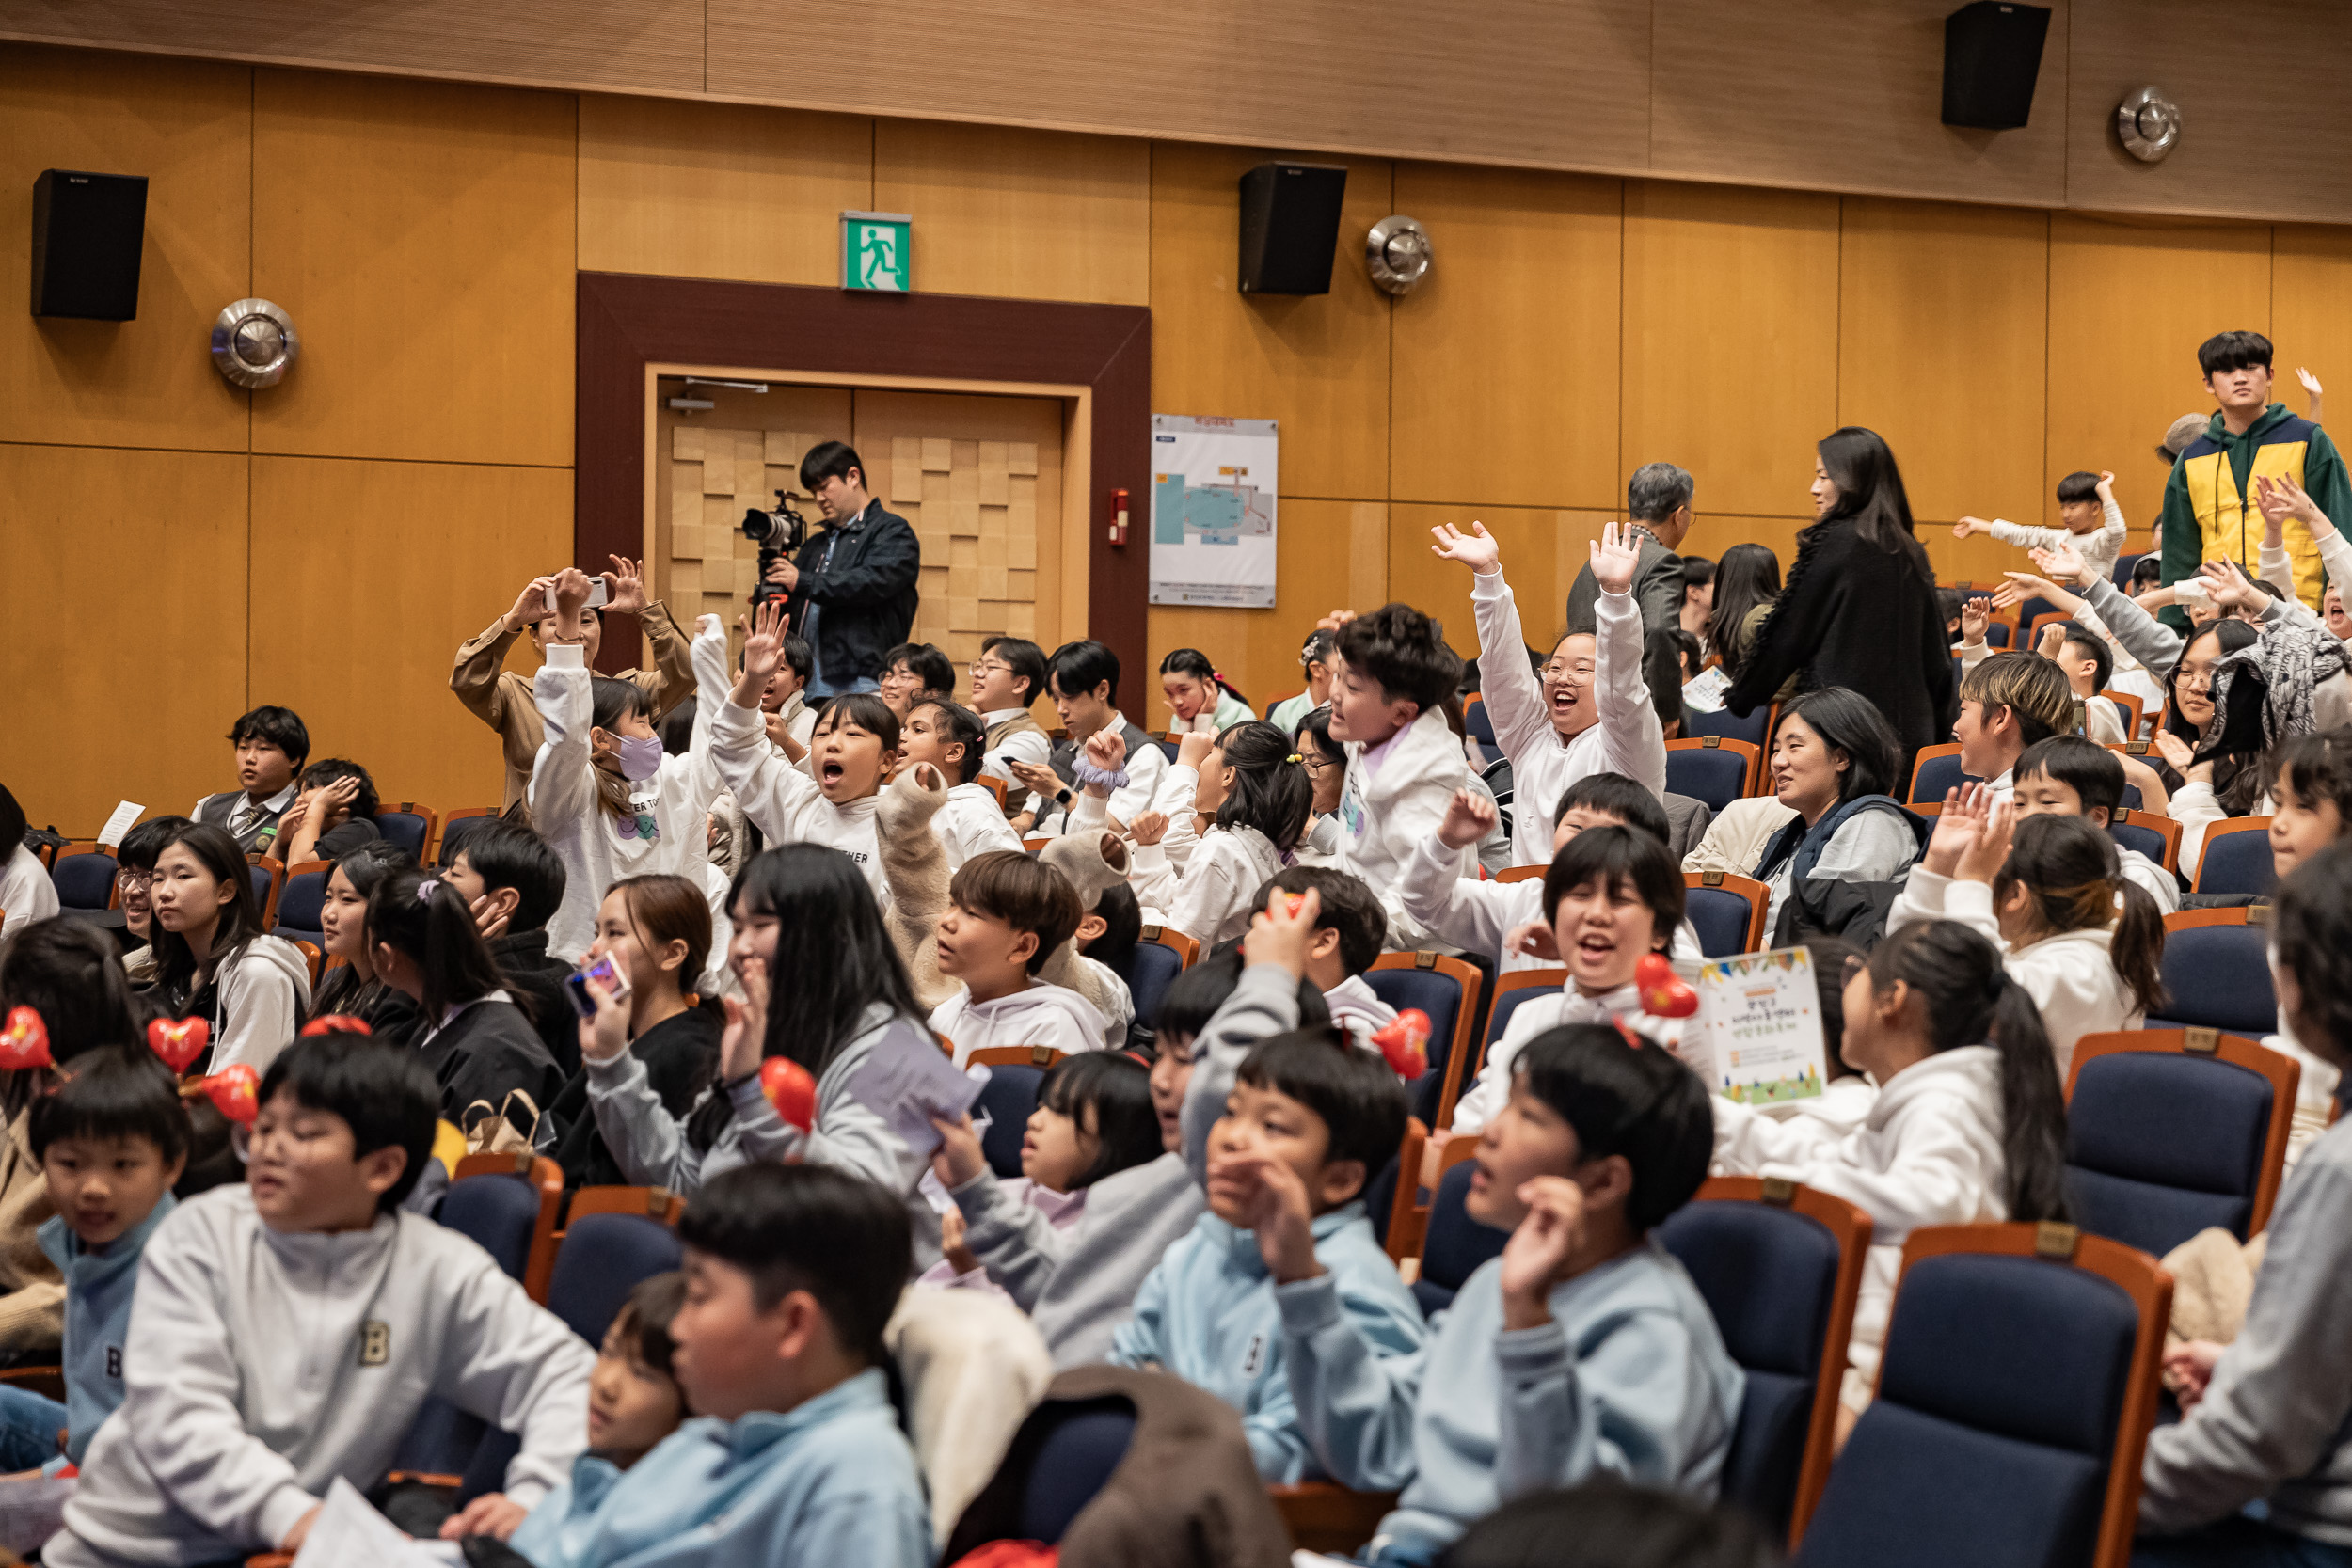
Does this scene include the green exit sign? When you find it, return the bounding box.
[841,211,912,292]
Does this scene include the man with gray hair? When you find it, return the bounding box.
[1564,461,1695,636]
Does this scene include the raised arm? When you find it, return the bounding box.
[1591,522,1669,799]
[525,569,602,832]
[601,556,694,718]
[710,600,824,840]
[1180,893,1315,1185]
[1397,793,1522,960]
[1431,522,1552,764]
[452,576,553,729]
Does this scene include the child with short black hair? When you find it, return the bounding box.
[486,1273,690,1552]
[1113,1022,1424,1481]
[2009,735,2178,911]
[1277,1023,1739,1559]
[273,757,384,867]
[1329,604,1475,950]
[898,698,1025,869]
[929,850,1108,1067]
[194,706,310,855]
[1269,628,1339,737]
[1955,467,2129,580]
[973,636,1053,811]
[106,815,188,973]
[877,642,956,717]
[1260,865,1393,1042]
[2033,620,2126,744]
[505,1164,930,1568]
[442,819,577,1070]
[45,1035,595,1567]
[0,1049,188,1473]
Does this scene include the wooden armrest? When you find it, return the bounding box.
[1267,1481,1402,1555]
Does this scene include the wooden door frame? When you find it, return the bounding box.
[577,272,1151,688]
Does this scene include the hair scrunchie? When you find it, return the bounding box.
[416,878,440,903]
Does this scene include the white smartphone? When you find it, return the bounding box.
[545,578,612,615]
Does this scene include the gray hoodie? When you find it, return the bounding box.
[46,1187,593,1568]
[203,935,313,1077]
[952,960,1304,1369]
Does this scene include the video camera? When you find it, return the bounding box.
[740,489,809,610]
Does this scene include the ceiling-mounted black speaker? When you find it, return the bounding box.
[1942,2,2051,130]
[30,169,148,320]
[1238,162,1346,296]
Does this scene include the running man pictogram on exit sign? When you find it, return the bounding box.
[841,212,912,292]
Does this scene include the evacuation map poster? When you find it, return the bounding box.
[1150,414,1279,607]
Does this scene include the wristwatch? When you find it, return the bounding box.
[1054,787,1074,806]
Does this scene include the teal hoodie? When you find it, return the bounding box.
[39,1194,175,1466]
[1109,1201,1426,1482]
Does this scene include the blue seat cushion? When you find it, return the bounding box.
[438,1173,541,1283]
[51,854,118,911]
[1721,1366,1817,1536]
[1363,969,1466,1066]
[2196,834,2275,897]
[1685,888,1756,958]
[1796,1401,2108,1568]
[1120,943,1185,1035]
[2069,1053,2270,1193]
[546,1212,684,1346]
[277,871,330,930]
[1420,1162,1506,1296]
[2065,1165,2251,1259]
[1479,985,1558,1075]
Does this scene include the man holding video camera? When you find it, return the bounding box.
[762,440,921,698]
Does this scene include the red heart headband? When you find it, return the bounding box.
[1369,1009,1431,1080]
[146,1018,209,1074]
[299,1016,374,1038]
[0,1008,52,1072]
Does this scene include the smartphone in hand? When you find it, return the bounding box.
[564,953,633,1018]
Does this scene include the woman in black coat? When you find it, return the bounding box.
[1725,427,1955,768]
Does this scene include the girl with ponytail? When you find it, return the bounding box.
[366,865,560,1126]
[1159,648,1255,735]
[1712,918,2070,1418]
[1889,785,2164,1076]
[1134,721,1312,947]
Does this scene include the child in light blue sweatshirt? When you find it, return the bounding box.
[1271,1023,1742,1566]
[0,1048,185,1474]
[1109,890,1427,1482]
[503,1163,930,1568]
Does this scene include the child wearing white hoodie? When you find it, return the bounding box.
[45,1035,593,1568]
[897,699,1025,871]
[930,851,1110,1068]
[1135,722,1314,950]
[1711,919,2073,1416]
[1887,789,2164,1080]
[1327,603,1476,951]
[1427,520,1668,866]
[528,568,730,961]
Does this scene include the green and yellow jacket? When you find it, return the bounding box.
[2158,403,2352,623]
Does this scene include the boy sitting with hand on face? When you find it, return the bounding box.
[504,1164,930,1568]
[1110,897,1426,1482]
[1257,866,1397,1045]
[45,1036,595,1568]
[930,850,1109,1067]
[1277,1025,1741,1565]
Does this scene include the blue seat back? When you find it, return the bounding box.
[1686,886,1757,958]
[1981,621,2010,648]
[437,812,500,869]
[246,864,273,911]
[546,1212,683,1346]
[2120,782,2143,811]
[1658,1198,1843,1538]
[1796,1252,2139,1568]
[1364,1149,1401,1248]
[2152,925,2274,1036]
[438,1172,542,1284]
[2195,830,2274,896]
[2112,551,2144,591]
[1413,1161,1506,1315]
[1152,738,1179,764]
[51,852,117,911]
[374,810,430,859]
[2016,596,2059,632]
[1120,942,1186,1036]
[976,1063,1047,1179]
[1686,705,1770,748]
[277,868,330,932]
[2106,819,2167,869]
[1478,982,1559,1078]
[1464,697,1496,749]
[1907,752,1976,805]
[1368,966,1471,1129]
[1665,746,1750,815]
[1018,1397,1136,1544]
[2066,1052,2272,1256]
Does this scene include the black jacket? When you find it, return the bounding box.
[1564,528,1685,638]
[547,1004,723,1190]
[1725,516,1955,756]
[489,927,580,1079]
[784,500,921,688]
[421,997,563,1135]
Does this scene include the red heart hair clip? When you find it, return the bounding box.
[299,1016,373,1038]
[0,1009,53,1072]
[147,1017,210,1074]
[1369,1009,1432,1079]
[195,1065,260,1126]
[760,1058,817,1132]
[1635,953,1699,1020]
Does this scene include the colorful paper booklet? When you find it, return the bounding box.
[1694,946,1829,1105]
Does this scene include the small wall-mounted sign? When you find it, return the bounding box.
[841,211,912,292]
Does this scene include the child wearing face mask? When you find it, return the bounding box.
[920,1052,1161,1296]
[711,600,900,906]
[1448,827,1694,1138]
[529,568,731,963]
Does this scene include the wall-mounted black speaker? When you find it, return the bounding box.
[1238,162,1346,296]
[1942,2,2051,130]
[31,169,148,320]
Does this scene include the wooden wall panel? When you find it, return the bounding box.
[0,45,251,453]
[706,0,1652,177]
[1391,164,1622,512]
[250,71,575,467]
[2068,0,2352,226]
[1836,198,2049,544]
[249,456,571,815]
[0,444,248,834]
[1387,504,1621,668]
[874,121,1149,307]
[1147,498,1365,730]
[1149,142,1392,503]
[1650,0,2068,210]
[1622,182,1841,523]
[2269,229,2352,432]
[579,96,872,287]
[2045,214,2271,534]
[0,0,705,93]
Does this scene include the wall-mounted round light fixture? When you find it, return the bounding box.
[1366,215,1432,296]
[2115,87,2182,163]
[211,298,297,388]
